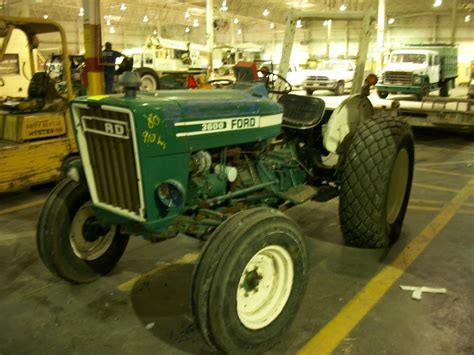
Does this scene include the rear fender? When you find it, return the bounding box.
[322,94,374,154]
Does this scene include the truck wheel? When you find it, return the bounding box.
[339,116,414,248]
[305,89,314,95]
[37,178,129,283]
[439,79,452,97]
[60,154,80,180]
[416,83,430,101]
[334,82,345,96]
[135,68,160,91]
[377,91,389,99]
[192,207,308,353]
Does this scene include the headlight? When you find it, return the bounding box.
[413,75,421,85]
[157,180,185,208]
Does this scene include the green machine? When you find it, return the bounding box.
[37,65,415,352]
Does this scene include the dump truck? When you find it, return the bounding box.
[376,44,458,100]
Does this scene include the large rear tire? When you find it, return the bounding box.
[37,179,129,283]
[135,68,160,91]
[192,207,308,353]
[339,116,414,248]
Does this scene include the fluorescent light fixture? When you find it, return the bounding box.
[323,20,330,26]
[296,19,302,28]
[185,26,191,33]
[233,17,239,24]
[78,7,84,16]
[143,15,149,23]
[270,22,275,29]
[106,19,111,26]
[339,4,347,11]
[433,0,442,7]
[220,1,228,11]
[43,14,48,19]
[388,17,395,24]
[193,19,199,27]
[263,8,270,16]
[237,28,242,35]
[110,26,115,33]
[120,3,126,11]
[184,11,190,18]
[465,14,471,22]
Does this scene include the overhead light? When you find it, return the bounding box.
[388,17,395,24]
[185,26,191,33]
[110,26,115,33]
[237,28,242,35]
[323,20,331,26]
[220,0,228,11]
[143,15,149,23]
[106,19,111,26]
[296,19,302,28]
[43,14,48,19]
[233,17,239,24]
[465,14,471,22]
[339,4,347,11]
[184,11,190,19]
[269,22,275,29]
[78,7,84,16]
[433,0,442,7]
[263,8,270,16]
[119,3,126,11]
[153,28,158,35]
[193,19,199,27]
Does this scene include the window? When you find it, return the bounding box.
[434,56,440,65]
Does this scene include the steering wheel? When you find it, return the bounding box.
[259,71,292,95]
[207,79,235,88]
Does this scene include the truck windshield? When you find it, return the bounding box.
[390,53,427,64]
[317,62,348,71]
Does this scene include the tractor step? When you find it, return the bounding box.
[312,185,339,202]
[277,184,319,204]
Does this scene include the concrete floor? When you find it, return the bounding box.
[0,128,473,354]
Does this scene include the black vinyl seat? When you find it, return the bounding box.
[278,94,325,129]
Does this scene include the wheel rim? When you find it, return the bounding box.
[236,245,294,330]
[386,149,409,224]
[139,74,157,91]
[69,202,116,261]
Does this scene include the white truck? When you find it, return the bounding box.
[302,59,355,96]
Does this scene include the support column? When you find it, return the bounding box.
[206,0,214,75]
[83,0,103,95]
[22,0,30,17]
[278,10,297,80]
[376,0,385,73]
[326,19,332,59]
[433,15,439,43]
[450,0,458,45]
[345,21,350,58]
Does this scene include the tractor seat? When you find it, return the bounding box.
[278,94,325,129]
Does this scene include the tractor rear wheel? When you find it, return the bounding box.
[192,207,308,353]
[339,116,414,248]
[37,178,129,283]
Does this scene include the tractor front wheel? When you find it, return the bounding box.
[339,116,414,248]
[192,207,308,353]
[37,179,129,283]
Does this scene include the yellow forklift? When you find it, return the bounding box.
[0,16,78,193]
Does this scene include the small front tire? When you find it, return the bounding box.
[192,207,308,353]
[37,179,129,283]
[334,81,345,96]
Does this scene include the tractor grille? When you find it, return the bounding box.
[384,71,413,85]
[73,104,143,220]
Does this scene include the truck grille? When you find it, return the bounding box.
[384,71,413,85]
[306,76,329,81]
[72,104,144,221]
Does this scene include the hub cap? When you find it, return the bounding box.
[236,245,294,330]
[386,149,409,224]
[69,202,116,261]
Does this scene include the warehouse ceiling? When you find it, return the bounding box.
[1,0,473,29]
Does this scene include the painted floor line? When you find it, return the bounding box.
[416,159,474,167]
[412,182,460,193]
[416,167,474,178]
[117,251,199,292]
[298,179,473,355]
[0,199,46,216]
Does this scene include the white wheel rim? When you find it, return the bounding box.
[140,74,157,91]
[69,202,116,261]
[236,245,294,330]
[386,149,409,224]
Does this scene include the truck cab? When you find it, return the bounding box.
[302,59,355,96]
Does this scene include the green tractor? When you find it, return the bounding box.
[37,63,414,352]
